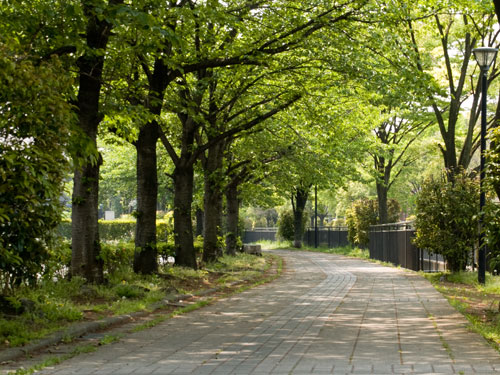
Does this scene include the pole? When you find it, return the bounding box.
[478,68,488,284]
[314,185,318,248]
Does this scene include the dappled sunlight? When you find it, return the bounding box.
[28,250,500,375]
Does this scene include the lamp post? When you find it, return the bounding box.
[314,185,318,248]
[472,47,498,284]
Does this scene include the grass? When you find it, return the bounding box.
[3,252,282,375]
[0,252,279,351]
[259,240,370,260]
[423,271,500,351]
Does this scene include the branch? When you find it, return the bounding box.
[40,46,77,62]
[158,125,180,166]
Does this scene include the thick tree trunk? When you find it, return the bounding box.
[202,143,225,263]
[71,162,103,282]
[225,181,240,256]
[292,186,309,248]
[173,163,197,269]
[133,57,169,274]
[71,1,121,283]
[133,122,159,274]
[376,182,389,224]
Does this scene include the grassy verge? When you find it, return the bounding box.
[423,271,500,351]
[0,252,278,351]
[260,240,370,260]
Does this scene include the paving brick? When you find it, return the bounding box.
[15,251,500,375]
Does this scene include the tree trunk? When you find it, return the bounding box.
[376,181,389,224]
[71,162,103,283]
[202,143,224,263]
[133,122,159,274]
[173,163,197,269]
[292,186,310,248]
[225,181,240,256]
[71,1,121,283]
[133,57,169,274]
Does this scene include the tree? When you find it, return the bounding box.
[402,4,498,178]
[71,0,124,283]
[371,111,432,223]
[144,0,368,267]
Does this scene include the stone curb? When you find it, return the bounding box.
[0,290,216,364]
[0,255,279,364]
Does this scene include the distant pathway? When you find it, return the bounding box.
[35,250,500,374]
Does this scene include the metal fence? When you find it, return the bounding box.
[243,222,446,272]
[242,227,277,243]
[303,227,349,248]
[369,223,446,272]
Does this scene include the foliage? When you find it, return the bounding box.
[486,127,500,271]
[58,220,171,243]
[0,250,276,349]
[0,43,76,289]
[346,199,378,246]
[277,211,296,242]
[414,172,479,272]
[346,198,400,246]
[484,202,500,272]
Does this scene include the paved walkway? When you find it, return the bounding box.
[25,251,500,374]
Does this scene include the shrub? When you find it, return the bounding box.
[0,46,75,289]
[58,219,171,243]
[486,129,500,271]
[414,172,479,272]
[99,242,135,274]
[346,198,401,246]
[346,199,378,246]
[485,202,500,272]
[277,211,295,242]
[99,220,136,241]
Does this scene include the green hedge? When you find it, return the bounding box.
[58,220,171,242]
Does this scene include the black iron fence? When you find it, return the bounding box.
[243,222,446,272]
[242,227,349,248]
[303,227,349,248]
[369,223,446,272]
[242,227,277,243]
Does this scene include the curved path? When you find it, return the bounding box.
[35,250,500,374]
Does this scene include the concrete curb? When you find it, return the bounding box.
[0,254,280,364]
[0,291,213,364]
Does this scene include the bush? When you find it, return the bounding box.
[0,45,75,289]
[346,199,378,246]
[100,242,135,274]
[485,202,500,272]
[346,198,400,246]
[414,172,479,272]
[277,211,295,242]
[58,219,171,243]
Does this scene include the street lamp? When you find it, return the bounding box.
[472,47,498,284]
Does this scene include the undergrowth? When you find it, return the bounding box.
[0,250,277,350]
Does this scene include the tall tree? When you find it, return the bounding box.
[401,4,498,178]
[371,111,432,223]
[150,0,367,267]
[71,0,124,282]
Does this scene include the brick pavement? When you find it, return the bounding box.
[13,251,500,374]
